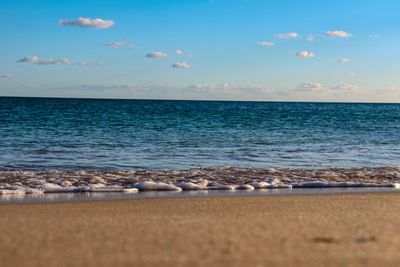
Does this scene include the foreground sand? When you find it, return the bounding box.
[1,193,400,267]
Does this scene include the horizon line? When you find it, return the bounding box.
[1,95,400,105]
[0,95,400,105]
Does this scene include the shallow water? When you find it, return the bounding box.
[0,167,399,197]
[2,187,400,204]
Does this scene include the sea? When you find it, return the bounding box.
[1,96,400,197]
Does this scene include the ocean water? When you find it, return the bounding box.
[1,97,400,170]
[1,97,400,195]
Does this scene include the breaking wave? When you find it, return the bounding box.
[1,166,400,195]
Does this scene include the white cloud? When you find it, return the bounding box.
[59,17,114,29]
[338,58,350,64]
[306,34,315,42]
[274,32,300,39]
[331,84,358,92]
[325,31,352,38]
[296,82,324,91]
[377,86,400,95]
[256,41,274,47]
[172,62,191,69]
[146,51,167,58]
[104,41,134,49]
[190,83,229,91]
[37,59,71,65]
[296,83,359,93]
[17,56,71,65]
[1,74,12,79]
[188,83,273,96]
[77,61,104,66]
[175,49,194,57]
[75,82,276,100]
[17,55,40,63]
[105,42,125,48]
[296,51,314,58]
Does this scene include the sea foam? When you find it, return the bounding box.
[134,181,182,191]
[1,167,400,196]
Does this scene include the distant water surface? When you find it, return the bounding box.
[1,97,400,170]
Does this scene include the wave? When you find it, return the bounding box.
[1,166,400,195]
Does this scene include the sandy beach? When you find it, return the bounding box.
[1,193,400,267]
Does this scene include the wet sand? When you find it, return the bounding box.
[1,193,400,267]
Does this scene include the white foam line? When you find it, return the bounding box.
[38,183,82,193]
[251,182,292,189]
[24,189,44,195]
[1,181,399,196]
[134,181,182,191]
[292,182,400,188]
[0,189,26,195]
[207,185,236,191]
[235,184,255,190]
[391,183,400,188]
[88,187,138,193]
[176,182,207,190]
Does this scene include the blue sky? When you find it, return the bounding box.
[0,0,399,101]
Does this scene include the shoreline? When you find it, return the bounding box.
[1,192,400,267]
[1,186,400,205]
[2,166,400,199]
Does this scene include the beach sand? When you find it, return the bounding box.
[1,193,400,267]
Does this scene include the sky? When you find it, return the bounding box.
[0,0,400,102]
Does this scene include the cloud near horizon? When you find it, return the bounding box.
[338,58,350,64]
[17,56,40,63]
[77,61,104,67]
[296,51,314,58]
[59,17,114,29]
[74,82,278,100]
[297,82,360,93]
[296,82,324,91]
[189,83,274,95]
[1,74,12,79]
[172,62,191,69]
[17,56,71,65]
[331,84,358,92]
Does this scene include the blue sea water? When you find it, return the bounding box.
[1,97,400,170]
